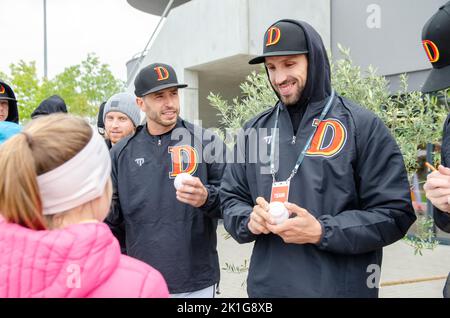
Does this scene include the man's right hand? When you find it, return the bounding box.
[248,197,274,235]
[424,165,450,213]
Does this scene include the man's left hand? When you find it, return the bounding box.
[266,202,322,245]
[176,177,208,208]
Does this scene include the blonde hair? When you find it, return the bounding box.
[0,114,92,230]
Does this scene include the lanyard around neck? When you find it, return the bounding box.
[270,89,335,182]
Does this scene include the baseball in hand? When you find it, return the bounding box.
[174,173,194,190]
[268,201,289,224]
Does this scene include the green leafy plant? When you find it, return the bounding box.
[207,71,275,135]
[403,216,439,255]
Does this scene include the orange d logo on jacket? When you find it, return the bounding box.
[266,26,281,46]
[306,118,347,157]
[168,145,199,177]
[154,66,170,81]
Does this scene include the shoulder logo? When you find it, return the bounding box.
[135,158,145,167]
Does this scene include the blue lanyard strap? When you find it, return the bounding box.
[270,89,335,182]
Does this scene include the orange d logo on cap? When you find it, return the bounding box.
[266,26,281,47]
[0,85,5,94]
[154,66,170,81]
[422,40,440,63]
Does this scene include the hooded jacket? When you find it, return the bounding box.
[106,118,226,294]
[220,20,416,298]
[434,113,450,233]
[0,79,18,123]
[0,217,169,298]
[31,95,68,119]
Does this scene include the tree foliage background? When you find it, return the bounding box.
[0,53,124,122]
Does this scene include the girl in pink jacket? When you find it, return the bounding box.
[0,114,169,298]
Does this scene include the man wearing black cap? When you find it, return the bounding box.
[106,63,225,297]
[0,80,19,123]
[421,0,450,298]
[220,19,416,297]
[31,95,68,119]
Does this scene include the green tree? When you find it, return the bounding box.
[0,53,124,122]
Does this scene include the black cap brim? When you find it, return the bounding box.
[248,50,308,64]
[138,83,188,97]
[422,64,450,93]
[0,97,17,102]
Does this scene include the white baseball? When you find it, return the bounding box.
[174,173,193,190]
[268,201,289,224]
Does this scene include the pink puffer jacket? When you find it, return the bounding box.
[0,217,169,298]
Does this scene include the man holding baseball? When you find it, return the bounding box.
[221,19,416,298]
[106,63,225,297]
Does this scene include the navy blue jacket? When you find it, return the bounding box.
[220,20,416,298]
[106,118,225,293]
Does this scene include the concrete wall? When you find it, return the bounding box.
[331,0,447,76]
[132,0,250,122]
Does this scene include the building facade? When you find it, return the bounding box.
[127,0,446,128]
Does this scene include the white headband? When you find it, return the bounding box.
[37,126,111,215]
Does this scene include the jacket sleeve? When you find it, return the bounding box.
[317,114,417,254]
[433,118,450,233]
[104,148,127,252]
[220,134,259,244]
[434,207,450,233]
[198,133,226,218]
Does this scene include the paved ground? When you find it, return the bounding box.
[216,223,450,298]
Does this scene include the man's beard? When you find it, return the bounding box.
[153,110,179,127]
[274,85,304,106]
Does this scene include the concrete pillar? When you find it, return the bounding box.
[181,69,199,123]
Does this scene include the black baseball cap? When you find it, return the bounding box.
[249,20,309,65]
[421,1,450,93]
[134,63,187,97]
[0,81,17,102]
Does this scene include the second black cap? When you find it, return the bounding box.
[249,20,309,65]
[421,1,450,93]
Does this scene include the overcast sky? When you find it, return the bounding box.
[0,0,159,81]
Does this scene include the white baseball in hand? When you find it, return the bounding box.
[174,173,194,190]
[268,201,289,224]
